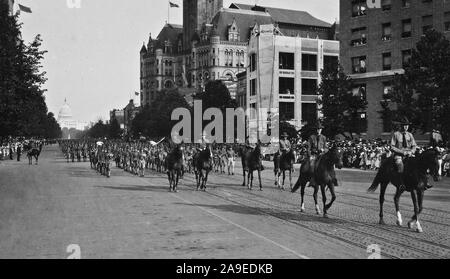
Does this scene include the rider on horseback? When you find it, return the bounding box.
[279,132,296,172]
[391,117,433,191]
[307,123,338,187]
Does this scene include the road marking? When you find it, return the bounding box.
[171,194,310,259]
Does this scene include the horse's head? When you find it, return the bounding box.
[422,148,441,182]
[329,144,344,170]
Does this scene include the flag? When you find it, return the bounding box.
[169,2,179,8]
[18,4,32,13]
[135,91,140,96]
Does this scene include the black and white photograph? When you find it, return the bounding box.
[0,0,449,262]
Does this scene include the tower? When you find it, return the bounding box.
[183,0,222,52]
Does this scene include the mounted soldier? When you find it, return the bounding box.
[390,117,432,190]
[306,123,338,187]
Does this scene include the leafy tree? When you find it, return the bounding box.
[195,80,237,111]
[318,61,368,138]
[131,89,190,138]
[380,30,450,141]
[0,2,60,139]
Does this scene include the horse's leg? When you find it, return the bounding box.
[300,180,307,212]
[394,187,403,226]
[242,168,246,187]
[289,169,293,191]
[379,183,388,225]
[168,172,172,192]
[326,184,336,213]
[281,171,286,191]
[35,155,38,165]
[321,184,328,218]
[409,190,423,233]
[418,190,424,214]
[247,171,251,190]
[258,170,262,191]
[313,185,321,215]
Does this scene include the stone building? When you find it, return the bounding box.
[140,2,337,107]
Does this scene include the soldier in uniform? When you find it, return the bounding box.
[279,132,296,171]
[391,117,432,190]
[306,123,338,187]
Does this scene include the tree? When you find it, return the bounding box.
[0,2,60,139]
[195,80,237,111]
[318,61,368,138]
[195,80,238,140]
[109,117,122,139]
[406,30,450,139]
[131,89,190,138]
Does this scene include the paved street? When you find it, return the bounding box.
[0,145,449,259]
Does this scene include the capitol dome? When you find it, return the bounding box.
[58,99,73,121]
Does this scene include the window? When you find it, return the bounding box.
[383,82,393,99]
[302,103,317,127]
[402,49,412,68]
[402,19,412,38]
[250,79,257,96]
[302,54,318,71]
[422,15,433,33]
[381,0,392,11]
[382,52,392,71]
[352,56,367,73]
[352,84,367,100]
[279,52,295,70]
[302,79,317,95]
[351,27,367,46]
[250,53,257,72]
[250,103,257,119]
[445,12,450,31]
[402,0,411,7]
[324,56,338,70]
[352,0,367,17]
[382,23,392,41]
[279,102,295,121]
[279,78,294,95]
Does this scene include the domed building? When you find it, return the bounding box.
[57,99,88,133]
[58,99,73,122]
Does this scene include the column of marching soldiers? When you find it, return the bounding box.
[58,139,242,179]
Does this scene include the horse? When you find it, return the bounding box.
[27,142,43,165]
[274,149,296,191]
[367,148,441,233]
[292,145,344,218]
[240,144,264,191]
[165,145,184,193]
[193,146,213,191]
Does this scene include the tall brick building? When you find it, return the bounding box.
[340,0,450,138]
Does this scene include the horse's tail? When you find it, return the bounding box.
[291,178,301,193]
[368,171,381,193]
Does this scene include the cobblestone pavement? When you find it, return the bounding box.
[0,145,448,259]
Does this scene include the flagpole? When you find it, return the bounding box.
[168,1,170,24]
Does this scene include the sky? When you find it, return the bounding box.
[17,0,339,123]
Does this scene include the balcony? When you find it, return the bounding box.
[352,66,367,74]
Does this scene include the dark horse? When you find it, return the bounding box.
[292,145,343,218]
[193,146,213,191]
[27,142,43,165]
[165,145,184,193]
[274,149,296,191]
[367,148,441,233]
[240,144,264,191]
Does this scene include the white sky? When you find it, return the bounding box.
[18,0,339,123]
